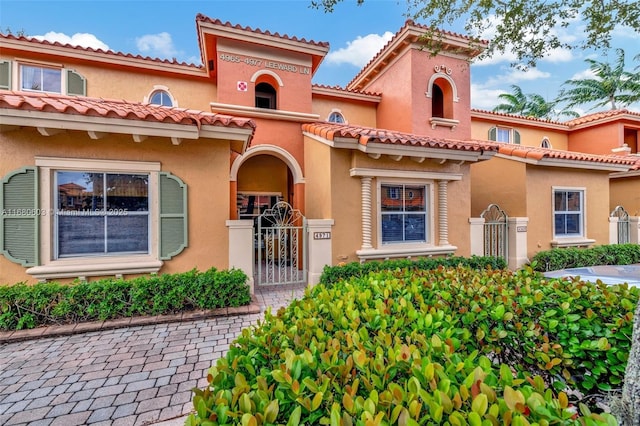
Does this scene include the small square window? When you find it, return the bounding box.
[21,65,62,93]
[553,189,584,237]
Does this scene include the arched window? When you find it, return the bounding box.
[541,137,552,148]
[432,85,444,118]
[148,89,174,107]
[431,78,454,119]
[328,111,346,123]
[255,82,277,109]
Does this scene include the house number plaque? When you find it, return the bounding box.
[313,232,331,240]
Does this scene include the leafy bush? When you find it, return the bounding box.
[0,267,250,330]
[188,265,636,425]
[531,244,640,272]
[319,255,507,285]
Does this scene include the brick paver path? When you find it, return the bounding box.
[0,284,306,426]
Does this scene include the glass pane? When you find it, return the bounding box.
[554,191,566,211]
[404,186,425,212]
[58,216,105,256]
[107,215,148,253]
[565,214,580,234]
[497,129,511,142]
[567,191,581,211]
[106,174,148,212]
[150,91,172,106]
[57,171,104,211]
[405,214,426,241]
[382,214,403,243]
[42,68,61,92]
[554,214,566,235]
[381,185,402,212]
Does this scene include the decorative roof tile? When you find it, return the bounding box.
[471,109,565,125]
[195,14,329,48]
[565,109,640,126]
[0,90,256,130]
[302,122,500,153]
[0,33,203,69]
[497,144,638,166]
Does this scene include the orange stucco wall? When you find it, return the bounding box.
[610,176,640,216]
[312,96,377,128]
[470,157,527,217]
[0,129,232,285]
[237,155,289,201]
[471,119,569,150]
[568,124,622,154]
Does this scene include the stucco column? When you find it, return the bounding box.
[226,220,254,294]
[307,219,335,286]
[609,216,620,244]
[361,177,373,250]
[293,182,305,216]
[630,217,640,244]
[507,217,529,271]
[229,180,238,220]
[438,180,449,246]
[468,217,485,256]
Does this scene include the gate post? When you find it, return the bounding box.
[609,216,620,244]
[226,220,255,294]
[507,217,529,270]
[307,219,334,286]
[631,217,640,244]
[468,217,485,256]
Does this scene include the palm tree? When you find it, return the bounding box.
[493,85,578,120]
[557,48,640,111]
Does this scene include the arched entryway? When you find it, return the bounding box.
[230,145,307,285]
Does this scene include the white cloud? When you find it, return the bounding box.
[569,68,595,80]
[33,31,109,51]
[470,83,507,110]
[135,32,178,58]
[326,32,394,67]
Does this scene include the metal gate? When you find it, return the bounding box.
[611,205,630,244]
[481,204,508,260]
[256,201,307,286]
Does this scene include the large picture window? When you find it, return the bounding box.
[55,171,149,257]
[553,189,583,237]
[381,184,428,244]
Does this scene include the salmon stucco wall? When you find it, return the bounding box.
[0,129,232,285]
[470,157,527,217]
[568,124,622,155]
[303,137,333,220]
[237,155,290,202]
[610,176,640,216]
[471,120,569,151]
[312,96,378,128]
[525,166,611,258]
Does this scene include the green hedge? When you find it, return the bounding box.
[531,244,640,272]
[0,267,250,330]
[188,265,636,425]
[319,255,507,285]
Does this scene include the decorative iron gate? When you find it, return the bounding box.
[611,205,630,244]
[256,201,307,286]
[481,204,508,260]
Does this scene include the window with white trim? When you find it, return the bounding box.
[21,64,61,93]
[541,137,552,148]
[55,171,150,258]
[553,188,584,237]
[0,61,85,95]
[149,90,174,107]
[380,183,429,244]
[488,126,521,144]
[328,111,345,123]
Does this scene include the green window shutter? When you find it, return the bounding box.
[159,172,188,260]
[0,60,12,90]
[1,167,39,266]
[488,126,497,141]
[66,69,86,96]
[513,129,521,145]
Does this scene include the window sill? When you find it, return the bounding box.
[429,117,459,130]
[550,238,595,249]
[356,245,457,261]
[26,257,163,282]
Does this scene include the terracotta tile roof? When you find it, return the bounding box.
[0,90,256,130]
[0,33,203,69]
[565,109,640,126]
[312,84,381,97]
[348,19,487,90]
[195,14,329,48]
[471,109,565,125]
[302,122,500,153]
[498,144,638,167]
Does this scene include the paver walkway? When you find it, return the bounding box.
[0,283,307,426]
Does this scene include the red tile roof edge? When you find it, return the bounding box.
[302,121,500,152]
[471,109,565,125]
[312,84,381,97]
[0,33,204,69]
[564,109,640,126]
[0,90,256,130]
[497,144,639,166]
[195,14,330,48]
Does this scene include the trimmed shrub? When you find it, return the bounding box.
[531,244,640,272]
[319,255,507,285]
[0,267,250,330]
[188,265,636,425]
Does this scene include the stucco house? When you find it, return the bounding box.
[1,15,638,289]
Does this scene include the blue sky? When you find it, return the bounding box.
[2,0,639,115]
